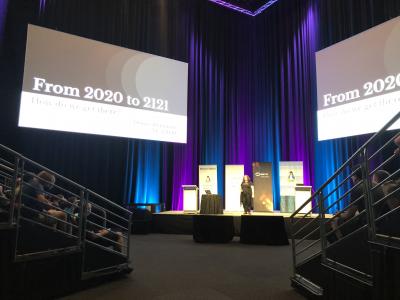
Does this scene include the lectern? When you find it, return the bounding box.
[295,185,312,214]
[182,185,199,213]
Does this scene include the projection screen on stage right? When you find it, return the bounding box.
[316,16,400,141]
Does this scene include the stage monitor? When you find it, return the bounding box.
[316,16,400,141]
[19,25,188,143]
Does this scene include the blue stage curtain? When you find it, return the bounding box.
[124,140,161,207]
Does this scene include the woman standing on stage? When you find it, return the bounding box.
[240,175,253,214]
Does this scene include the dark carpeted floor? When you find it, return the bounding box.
[62,234,305,300]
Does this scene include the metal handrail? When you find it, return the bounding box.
[375,202,400,223]
[370,169,400,193]
[0,144,86,190]
[292,215,320,237]
[290,111,400,218]
[0,157,15,168]
[290,111,400,290]
[368,132,399,161]
[88,210,130,231]
[0,143,132,277]
[87,189,131,214]
[296,239,321,257]
[24,171,83,199]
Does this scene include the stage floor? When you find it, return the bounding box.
[151,210,329,238]
[155,210,324,218]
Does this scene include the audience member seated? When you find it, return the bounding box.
[63,196,79,217]
[382,182,400,212]
[0,185,9,204]
[0,177,24,224]
[21,170,67,230]
[85,204,124,252]
[69,201,124,252]
[50,194,63,208]
[371,170,390,217]
[372,170,391,187]
[3,176,21,201]
[0,185,5,198]
[0,185,10,221]
[378,181,400,236]
[394,134,400,156]
[87,228,124,252]
[329,167,364,240]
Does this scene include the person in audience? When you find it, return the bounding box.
[0,185,5,198]
[378,181,400,236]
[240,175,253,215]
[330,167,364,240]
[0,185,9,221]
[0,184,10,204]
[88,203,124,252]
[382,181,400,211]
[64,196,79,215]
[370,170,391,221]
[372,170,391,187]
[88,228,124,252]
[394,133,400,156]
[21,170,67,230]
[50,194,63,208]
[70,200,124,252]
[4,176,22,200]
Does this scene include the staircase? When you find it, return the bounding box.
[289,111,400,300]
[0,144,132,299]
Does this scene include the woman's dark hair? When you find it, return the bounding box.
[351,165,363,180]
[37,170,56,189]
[383,181,400,210]
[373,170,390,184]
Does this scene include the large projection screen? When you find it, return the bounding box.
[316,16,400,141]
[19,25,188,143]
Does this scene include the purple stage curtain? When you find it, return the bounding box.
[0,0,8,49]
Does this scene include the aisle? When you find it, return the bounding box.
[62,234,305,300]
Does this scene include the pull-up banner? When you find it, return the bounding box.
[252,162,273,212]
[198,165,218,201]
[279,161,304,213]
[225,165,244,212]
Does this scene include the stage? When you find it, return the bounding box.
[151,211,328,239]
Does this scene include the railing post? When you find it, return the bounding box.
[80,189,89,276]
[8,156,20,226]
[13,159,25,261]
[318,191,327,264]
[126,212,132,262]
[361,148,377,242]
[290,216,297,277]
[77,190,85,248]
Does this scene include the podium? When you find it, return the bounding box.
[182,185,199,213]
[295,185,312,214]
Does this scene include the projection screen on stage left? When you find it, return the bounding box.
[19,25,188,143]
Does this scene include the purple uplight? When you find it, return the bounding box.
[208,0,280,17]
[0,0,8,45]
[208,0,253,16]
[253,0,279,16]
[39,0,46,14]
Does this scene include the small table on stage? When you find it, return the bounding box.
[200,194,223,214]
